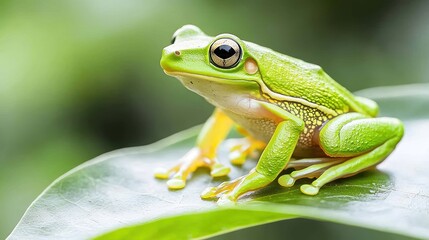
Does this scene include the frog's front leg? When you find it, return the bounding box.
[300,112,404,195]
[201,102,304,204]
[154,108,233,189]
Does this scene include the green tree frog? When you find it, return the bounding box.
[156,25,404,205]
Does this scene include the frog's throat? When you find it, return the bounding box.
[163,70,256,85]
[165,70,338,117]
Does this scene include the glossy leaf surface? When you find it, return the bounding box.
[8,84,429,240]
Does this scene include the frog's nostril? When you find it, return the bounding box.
[161,48,180,71]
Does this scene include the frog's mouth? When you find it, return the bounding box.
[163,70,262,104]
[163,70,257,85]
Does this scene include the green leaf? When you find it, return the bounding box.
[8,84,429,240]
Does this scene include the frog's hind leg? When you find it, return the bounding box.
[300,112,404,195]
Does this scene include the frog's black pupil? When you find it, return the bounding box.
[171,36,176,44]
[214,45,235,59]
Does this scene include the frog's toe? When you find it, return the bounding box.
[278,174,295,187]
[229,150,247,165]
[217,195,236,206]
[210,163,230,177]
[154,167,171,179]
[200,176,244,200]
[226,138,265,165]
[226,139,249,165]
[167,178,186,189]
[201,186,218,199]
[300,184,320,195]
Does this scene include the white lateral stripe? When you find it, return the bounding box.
[259,83,338,116]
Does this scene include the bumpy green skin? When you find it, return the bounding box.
[159,25,404,204]
[246,43,378,116]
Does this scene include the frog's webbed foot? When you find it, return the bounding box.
[225,137,266,165]
[278,158,345,187]
[154,147,230,189]
[201,169,270,205]
[201,175,245,205]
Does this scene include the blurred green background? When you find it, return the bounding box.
[1,0,428,238]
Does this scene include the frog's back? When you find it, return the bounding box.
[246,42,378,117]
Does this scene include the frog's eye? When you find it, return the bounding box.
[209,38,241,69]
[171,36,176,44]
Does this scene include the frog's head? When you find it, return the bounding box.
[160,25,264,101]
